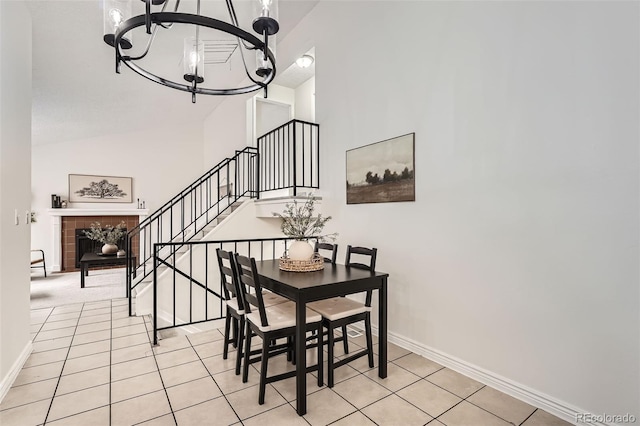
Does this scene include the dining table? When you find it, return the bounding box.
[254,259,389,416]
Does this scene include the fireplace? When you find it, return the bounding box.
[47,208,148,273]
[74,228,127,268]
[60,215,140,272]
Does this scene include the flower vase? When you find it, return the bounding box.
[102,244,118,255]
[288,240,314,261]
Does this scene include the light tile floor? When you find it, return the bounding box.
[1,298,573,426]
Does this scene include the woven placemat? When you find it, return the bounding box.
[279,253,325,272]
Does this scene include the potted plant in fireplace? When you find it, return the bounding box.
[273,196,337,261]
[84,221,127,255]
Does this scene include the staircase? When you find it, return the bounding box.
[130,199,245,317]
[125,146,258,315]
[125,119,320,337]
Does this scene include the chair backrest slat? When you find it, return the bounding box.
[315,241,338,264]
[345,245,377,307]
[234,254,269,327]
[345,245,377,271]
[216,249,244,311]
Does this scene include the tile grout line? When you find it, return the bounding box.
[144,316,179,425]
[339,357,447,423]
[519,408,538,425]
[41,303,84,424]
[185,330,245,424]
[109,298,113,426]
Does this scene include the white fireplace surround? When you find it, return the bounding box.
[47,208,149,272]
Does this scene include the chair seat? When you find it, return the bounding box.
[225,298,245,315]
[262,292,288,307]
[246,301,321,332]
[30,259,44,265]
[308,297,370,321]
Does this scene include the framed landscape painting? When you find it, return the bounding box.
[69,174,133,203]
[346,133,415,204]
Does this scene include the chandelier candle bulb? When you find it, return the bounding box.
[103,0,132,49]
[183,38,205,84]
[257,0,277,19]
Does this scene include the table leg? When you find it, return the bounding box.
[81,263,85,288]
[378,276,388,378]
[295,296,307,415]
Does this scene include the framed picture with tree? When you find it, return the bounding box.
[68,174,133,204]
[346,133,415,204]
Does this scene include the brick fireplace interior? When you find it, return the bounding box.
[61,215,140,272]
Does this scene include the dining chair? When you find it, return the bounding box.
[30,249,47,277]
[312,242,348,354]
[217,249,288,376]
[234,253,324,404]
[308,245,377,387]
[314,241,338,264]
[216,249,245,376]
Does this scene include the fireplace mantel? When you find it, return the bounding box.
[48,209,149,272]
[47,208,149,217]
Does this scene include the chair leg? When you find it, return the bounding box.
[223,312,231,360]
[327,324,335,388]
[231,317,238,348]
[317,325,324,387]
[235,317,245,376]
[42,256,47,277]
[341,325,349,354]
[286,336,293,362]
[242,323,252,383]
[258,339,270,405]
[365,314,374,368]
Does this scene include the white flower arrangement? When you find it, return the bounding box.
[273,196,337,242]
[84,221,127,245]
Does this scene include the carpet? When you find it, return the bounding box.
[30,269,127,309]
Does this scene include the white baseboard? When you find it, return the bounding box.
[0,341,33,403]
[364,324,613,426]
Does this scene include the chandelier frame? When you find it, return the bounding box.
[113,7,277,101]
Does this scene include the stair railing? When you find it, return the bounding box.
[129,120,321,329]
[257,119,320,197]
[151,237,308,344]
[126,147,259,311]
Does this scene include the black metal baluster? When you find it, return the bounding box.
[302,122,306,188]
[173,247,176,327]
[316,124,320,188]
[153,243,158,345]
[292,122,297,195]
[256,148,261,199]
[205,244,208,321]
[277,127,280,189]
[189,246,193,324]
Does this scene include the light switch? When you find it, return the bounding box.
[14,209,19,225]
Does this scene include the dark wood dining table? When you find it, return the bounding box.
[254,259,389,416]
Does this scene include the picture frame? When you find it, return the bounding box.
[346,133,415,204]
[68,174,133,204]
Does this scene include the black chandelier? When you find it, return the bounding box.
[103,0,279,103]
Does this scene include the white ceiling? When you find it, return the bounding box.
[28,0,317,146]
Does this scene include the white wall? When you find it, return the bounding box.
[294,76,315,122]
[31,123,205,270]
[0,0,33,395]
[262,0,638,421]
[203,95,253,168]
[203,84,296,167]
